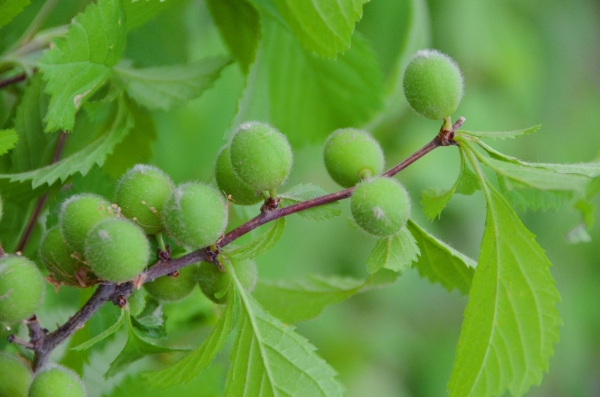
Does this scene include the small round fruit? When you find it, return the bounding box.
[39,226,97,288]
[116,164,173,235]
[28,365,86,397]
[0,255,45,324]
[0,352,33,397]
[403,49,464,120]
[215,146,262,205]
[84,218,150,282]
[59,194,115,254]
[163,182,228,248]
[229,122,293,192]
[144,264,199,302]
[323,128,385,188]
[198,259,257,304]
[350,177,411,237]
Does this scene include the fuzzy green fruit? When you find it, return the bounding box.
[323,128,385,188]
[0,352,33,397]
[163,182,228,248]
[39,226,97,288]
[28,365,86,397]
[198,259,257,304]
[59,194,116,254]
[230,122,293,192]
[0,255,45,324]
[144,263,199,302]
[85,218,150,282]
[351,177,411,237]
[116,164,173,235]
[215,146,262,205]
[403,49,464,120]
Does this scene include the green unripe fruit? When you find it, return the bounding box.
[403,49,464,120]
[323,128,385,188]
[350,177,411,237]
[84,218,150,282]
[230,122,293,192]
[198,259,257,304]
[39,226,97,288]
[116,164,173,235]
[59,194,116,254]
[0,353,33,397]
[28,365,86,397]
[215,146,262,205]
[144,263,199,302]
[0,255,45,324]
[163,182,228,248]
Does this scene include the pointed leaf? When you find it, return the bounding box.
[448,183,561,397]
[105,317,186,379]
[226,218,285,260]
[280,183,341,221]
[458,125,541,140]
[145,296,236,389]
[0,0,30,29]
[38,0,126,131]
[130,314,166,340]
[407,220,475,295]
[114,57,232,111]
[0,129,18,156]
[207,0,261,73]
[366,228,419,274]
[253,269,398,324]
[234,20,383,144]
[272,0,364,58]
[123,0,177,31]
[10,74,58,172]
[0,98,133,188]
[226,261,345,396]
[70,309,126,351]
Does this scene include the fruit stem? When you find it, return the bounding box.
[155,233,167,253]
[358,168,374,181]
[442,116,453,131]
[268,188,277,199]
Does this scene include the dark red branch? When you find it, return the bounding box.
[11,119,464,371]
[0,73,27,89]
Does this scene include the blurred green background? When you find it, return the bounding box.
[3,0,600,396]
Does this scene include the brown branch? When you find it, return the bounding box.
[16,131,68,253]
[11,119,464,371]
[0,73,27,89]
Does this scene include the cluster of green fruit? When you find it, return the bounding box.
[0,353,86,397]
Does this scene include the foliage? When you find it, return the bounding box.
[0,1,599,397]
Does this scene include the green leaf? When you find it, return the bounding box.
[145,296,236,389]
[234,20,383,144]
[482,156,589,192]
[226,218,285,260]
[70,309,126,352]
[366,228,419,274]
[407,220,475,295]
[421,150,478,220]
[114,57,232,111]
[123,0,178,31]
[280,183,342,221]
[458,124,541,140]
[225,261,345,396]
[0,0,30,29]
[0,98,133,188]
[105,316,186,379]
[10,74,58,172]
[207,0,261,73]
[272,0,364,58]
[0,129,18,156]
[102,100,156,178]
[38,0,126,131]
[253,269,398,324]
[448,182,561,397]
[130,314,166,340]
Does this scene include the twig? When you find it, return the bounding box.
[10,119,463,371]
[0,73,27,89]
